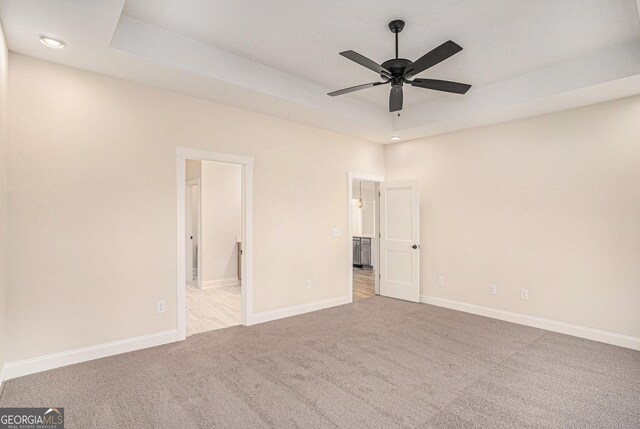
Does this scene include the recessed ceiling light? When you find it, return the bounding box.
[39,36,66,49]
[390,136,401,141]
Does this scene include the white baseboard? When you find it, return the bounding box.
[420,295,640,351]
[1,294,351,381]
[3,329,179,381]
[0,364,6,397]
[201,277,240,289]
[249,295,351,325]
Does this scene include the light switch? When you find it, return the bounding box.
[332,228,342,237]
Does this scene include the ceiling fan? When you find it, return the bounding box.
[328,20,471,113]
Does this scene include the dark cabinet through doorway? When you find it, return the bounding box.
[353,237,372,269]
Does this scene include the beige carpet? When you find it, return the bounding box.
[1,297,639,428]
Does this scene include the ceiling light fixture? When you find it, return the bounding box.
[390,136,401,141]
[39,36,66,49]
[328,20,471,114]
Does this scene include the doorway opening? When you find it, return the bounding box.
[177,148,254,341]
[348,174,421,303]
[348,173,384,302]
[184,160,242,336]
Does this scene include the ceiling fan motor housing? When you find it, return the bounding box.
[381,58,413,84]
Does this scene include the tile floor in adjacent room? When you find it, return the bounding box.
[186,283,241,336]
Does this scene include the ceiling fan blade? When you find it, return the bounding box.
[389,86,403,112]
[340,50,392,78]
[404,40,463,79]
[410,78,471,94]
[327,81,387,97]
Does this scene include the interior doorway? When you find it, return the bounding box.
[348,173,384,302]
[185,178,201,285]
[184,159,243,336]
[348,174,421,303]
[177,148,254,341]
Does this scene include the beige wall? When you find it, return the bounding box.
[385,95,640,338]
[7,54,384,361]
[6,50,639,365]
[0,20,9,374]
[201,161,242,284]
[185,159,201,182]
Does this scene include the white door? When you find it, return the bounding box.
[379,180,420,302]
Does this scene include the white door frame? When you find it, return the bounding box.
[177,147,254,340]
[347,172,385,301]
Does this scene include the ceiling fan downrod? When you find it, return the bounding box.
[388,19,405,59]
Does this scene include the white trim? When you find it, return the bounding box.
[420,295,640,351]
[3,330,178,381]
[348,172,385,183]
[177,147,254,340]
[347,172,384,302]
[248,295,351,325]
[177,147,255,167]
[201,277,240,288]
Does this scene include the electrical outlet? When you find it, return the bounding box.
[520,289,529,300]
[438,276,445,286]
[305,280,312,289]
[157,300,166,314]
[490,284,497,295]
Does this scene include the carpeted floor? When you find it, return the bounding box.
[1,296,639,428]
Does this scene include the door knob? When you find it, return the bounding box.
[412,244,419,249]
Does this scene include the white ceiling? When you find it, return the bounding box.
[1,0,640,143]
[123,0,640,108]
